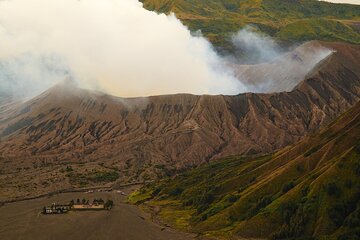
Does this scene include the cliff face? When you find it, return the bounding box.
[132,98,360,240]
[0,41,359,200]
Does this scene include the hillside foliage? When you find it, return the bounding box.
[140,0,360,52]
[130,102,360,239]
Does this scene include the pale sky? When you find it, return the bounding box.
[321,0,360,4]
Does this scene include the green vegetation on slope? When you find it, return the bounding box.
[130,102,360,239]
[276,18,360,43]
[140,0,360,52]
[66,169,119,186]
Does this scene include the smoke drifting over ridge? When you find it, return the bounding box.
[229,27,334,93]
[0,0,334,99]
[231,27,284,64]
[0,0,245,98]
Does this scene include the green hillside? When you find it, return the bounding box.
[130,101,360,239]
[276,18,360,43]
[140,0,360,52]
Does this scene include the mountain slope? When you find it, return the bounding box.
[130,100,360,240]
[140,0,360,52]
[0,41,359,201]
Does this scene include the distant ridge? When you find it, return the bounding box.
[140,0,360,52]
[0,41,359,201]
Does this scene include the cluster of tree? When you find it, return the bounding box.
[93,198,105,205]
[68,198,113,208]
[69,198,90,205]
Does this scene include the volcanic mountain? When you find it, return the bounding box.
[0,41,359,200]
[131,88,360,240]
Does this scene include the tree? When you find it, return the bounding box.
[326,182,341,197]
[66,166,73,172]
[104,200,114,209]
[282,181,295,194]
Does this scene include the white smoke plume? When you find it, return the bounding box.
[0,53,71,98]
[228,27,334,93]
[0,0,335,100]
[231,26,284,64]
[0,0,245,98]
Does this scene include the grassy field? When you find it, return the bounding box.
[140,0,360,52]
[130,102,360,239]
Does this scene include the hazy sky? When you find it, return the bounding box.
[321,0,360,4]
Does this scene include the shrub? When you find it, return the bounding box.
[66,166,73,172]
[344,208,360,228]
[345,179,353,189]
[247,195,273,218]
[92,171,119,183]
[354,163,360,176]
[329,201,357,227]
[169,187,183,196]
[151,187,161,197]
[338,228,360,240]
[271,201,309,239]
[184,187,216,209]
[281,201,298,224]
[354,139,360,154]
[296,165,305,173]
[301,186,310,197]
[282,181,295,194]
[326,182,341,197]
[304,145,321,157]
[196,204,209,214]
[225,194,239,203]
[200,213,208,221]
[104,200,114,209]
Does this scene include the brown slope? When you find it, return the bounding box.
[134,99,360,240]
[0,41,359,200]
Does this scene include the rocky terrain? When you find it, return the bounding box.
[0,41,359,201]
[131,92,360,240]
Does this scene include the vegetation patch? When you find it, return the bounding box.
[127,102,360,240]
[128,190,153,204]
[141,0,360,51]
[66,170,119,186]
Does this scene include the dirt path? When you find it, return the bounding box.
[0,188,197,240]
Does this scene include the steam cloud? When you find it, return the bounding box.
[231,27,284,64]
[0,0,245,98]
[0,0,334,100]
[229,27,334,92]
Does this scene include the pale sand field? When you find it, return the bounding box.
[0,188,196,240]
